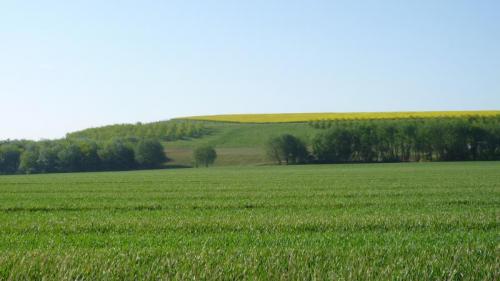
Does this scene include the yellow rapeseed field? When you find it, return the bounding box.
[178,111,500,123]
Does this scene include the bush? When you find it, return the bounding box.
[193,145,217,167]
[135,139,167,169]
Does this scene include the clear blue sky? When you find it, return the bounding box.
[1,0,499,140]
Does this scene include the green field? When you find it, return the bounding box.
[165,122,319,166]
[0,162,498,280]
[165,122,318,166]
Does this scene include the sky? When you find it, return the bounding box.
[1,0,499,140]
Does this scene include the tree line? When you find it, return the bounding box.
[0,138,167,174]
[267,117,500,164]
[66,121,207,142]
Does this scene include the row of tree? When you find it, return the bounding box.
[0,138,167,174]
[67,121,207,142]
[267,117,500,164]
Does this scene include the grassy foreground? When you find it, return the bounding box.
[179,110,500,123]
[0,162,498,280]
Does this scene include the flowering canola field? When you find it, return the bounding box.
[179,110,500,123]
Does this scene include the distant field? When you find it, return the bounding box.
[167,111,500,166]
[178,110,500,123]
[165,122,317,166]
[0,162,498,280]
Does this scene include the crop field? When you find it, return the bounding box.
[178,110,500,123]
[0,162,498,280]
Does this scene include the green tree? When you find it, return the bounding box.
[75,140,101,171]
[135,139,167,169]
[266,134,308,165]
[19,145,40,174]
[37,141,61,173]
[266,137,284,164]
[0,144,21,174]
[313,129,354,163]
[193,145,217,167]
[98,139,136,171]
[57,143,83,172]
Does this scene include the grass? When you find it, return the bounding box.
[165,122,318,166]
[178,110,500,123]
[0,162,498,280]
[167,122,317,148]
[166,113,500,166]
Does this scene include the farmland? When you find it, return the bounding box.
[165,122,317,166]
[0,162,498,280]
[54,111,500,168]
[178,110,500,123]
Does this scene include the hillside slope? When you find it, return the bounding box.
[65,111,500,167]
[165,122,318,166]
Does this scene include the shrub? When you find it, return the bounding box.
[135,139,167,169]
[193,145,217,167]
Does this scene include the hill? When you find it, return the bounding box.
[165,122,318,166]
[67,120,208,141]
[64,110,500,167]
[167,110,500,166]
[64,121,319,167]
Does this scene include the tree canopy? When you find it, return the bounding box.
[67,121,207,142]
[135,139,168,169]
[266,134,308,165]
[193,145,217,167]
[311,117,500,163]
[0,138,168,174]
